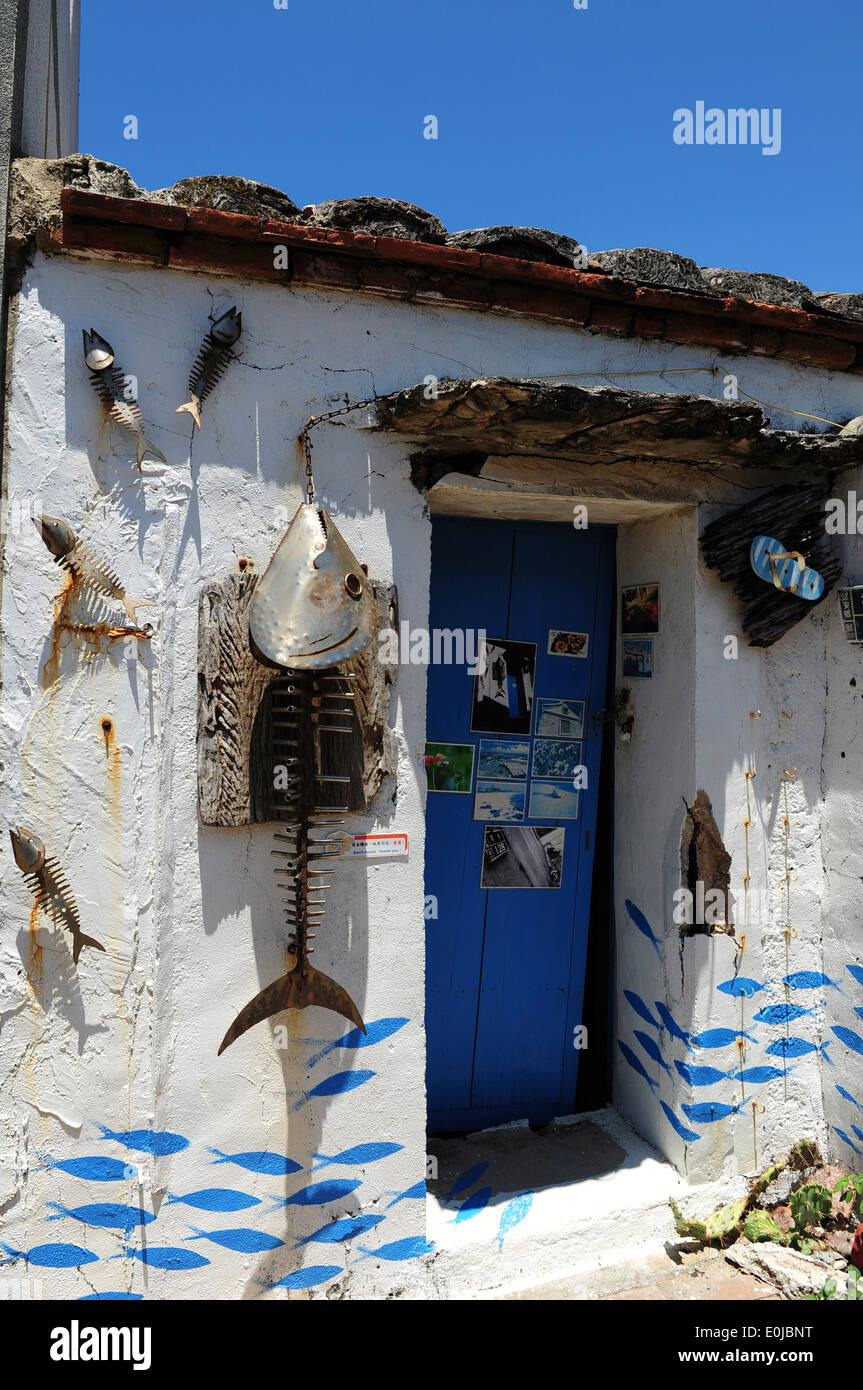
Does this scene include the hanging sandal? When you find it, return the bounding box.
[750,535,824,601]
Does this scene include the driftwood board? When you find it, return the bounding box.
[198,569,398,827]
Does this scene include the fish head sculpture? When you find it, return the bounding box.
[249,504,375,669]
[35,514,77,559]
[82,329,115,372]
[10,825,46,874]
[210,307,242,346]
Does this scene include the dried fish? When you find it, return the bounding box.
[36,514,156,627]
[9,826,105,963]
[175,307,242,429]
[83,329,167,468]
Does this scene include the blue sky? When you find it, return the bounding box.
[80,0,862,290]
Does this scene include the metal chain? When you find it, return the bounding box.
[298,395,379,506]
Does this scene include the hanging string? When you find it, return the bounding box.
[780,765,799,1103]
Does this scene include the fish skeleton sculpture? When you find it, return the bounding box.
[83,329,167,468]
[218,504,376,1054]
[9,826,105,963]
[175,306,242,430]
[36,514,156,628]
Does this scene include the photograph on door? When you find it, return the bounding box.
[620,582,660,635]
[547,628,589,658]
[531,740,583,780]
[528,780,580,820]
[473,780,526,822]
[470,638,536,734]
[480,825,565,889]
[477,738,530,779]
[622,638,654,679]
[534,697,585,739]
[424,742,475,793]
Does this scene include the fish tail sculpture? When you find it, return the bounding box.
[218,504,376,1055]
[9,826,105,963]
[176,307,242,430]
[83,330,167,468]
[35,514,156,627]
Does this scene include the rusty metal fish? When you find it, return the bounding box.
[36,514,156,628]
[9,827,105,963]
[83,329,167,468]
[175,307,242,430]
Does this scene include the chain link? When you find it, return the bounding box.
[298,396,379,507]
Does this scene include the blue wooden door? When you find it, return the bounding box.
[425,517,615,1132]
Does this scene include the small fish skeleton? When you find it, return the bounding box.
[9,826,105,963]
[36,514,156,628]
[218,504,376,1054]
[175,307,242,430]
[83,329,167,468]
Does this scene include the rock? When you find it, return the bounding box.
[726,1241,847,1298]
[307,196,446,243]
[701,267,815,309]
[814,291,863,322]
[7,154,144,251]
[150,175,301,221]
[591,247,711,294]
[447,225,586,268]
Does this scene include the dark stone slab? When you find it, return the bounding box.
[308,195,447,242]
[701,267,815,309]
[592,247,712,293]
[447,225,586,268]
[151,175,301,221]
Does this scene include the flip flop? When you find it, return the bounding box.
[749,535,824,602]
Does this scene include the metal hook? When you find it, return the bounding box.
[782,767,797,780]
[750,1100,766,1115]
[780,711,793,720]
[749,710,762,719]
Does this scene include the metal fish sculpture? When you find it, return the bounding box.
[83,329,167,468]
[35,514,156,627]
[9,826,104,963]
[175,306,242,430]
[218,505,375,1054]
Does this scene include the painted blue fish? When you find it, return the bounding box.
[783,971,843,993]
[96,1125,188,1156]
[294,1214,385,1248]
[836,1085,863,1110]
[38,1155,137,1182]
[312,1142,403,1171]
[717,977,765,999]
[293,1070,375,1110]
[442,1162,488,1203]
[494,1193,533,1251]
[166,1188,262,1213]
[847,964,863,988]
[831,1025,863,1058]
[692,1028,757,1049]
[185,1226,284,1254]
[355,1236,435,1261]
[1,1241,98,1268]
[282,1179,363,1207]
[853,1126,863,1144]
[738,1065,790,1084]
[634,1029,673,1076]
[385,1181,426,1209]
[674,1060,729,1087]
[753,1004,817,1025]
[682,1100,747,1123]
[854,1006,863,1023]
[661,1101,701,1143]
[46,1200,155,1235]
[308,1017,408,1068]
[654,1002,694,1053]
[268,1265,342,1290]
[766,1037,832,1064]
[209,1149,302,1176]
[623,990,661,1032]
[79,1292,143,1300]
[618,1040,659,1092]
[625,899,662,960]
[835,1128,862,1156]
[451,1186,492,1223]
[121,1245,209,1270]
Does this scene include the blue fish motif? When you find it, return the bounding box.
[209,1149,302,1176]
[625,899,662,959]
[674,1060,728,1086]
[97,1125,188,1156]
[654,1002,694,1053]
[46,1200,155,1235]
[692,1028,757,1049]
[38,1155,136,1182]
[79,1292,143,1300]
[293,1070,375,1110]
[268,1265,342,1290]
[294,1214,385,1247]
[356,1236,435,1261]
[186,1226,284,1254]
[451,1186,492,1223]
[661,1102,701,1143]
[494,1193,533,1251]
[854,1006,863,1023]
[835,1128,862,1156]
[283,1179,363,1207]
[847,964,863,988]
[308,1017,409,1068]
[783,971,843,993]
[634,1029,673,1076]
[623,990,661,1032]
[442,1162,488,1203]
[717,977,765,999]
[854,1126,863,1144]
[385,1181,426,1208]
[618,1041,659,1092]
[836,1085,863,1110]
[737,1065,790,1084]
[166,1189,262,1213]
[766,1037,832,1063]
[682,1100,747,1123]
[1,1241,97,1268]
[122,1245,209,1270]
[831,1025,863,1058]
[312,1142,402,1170]
[753,1004,817,1026]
